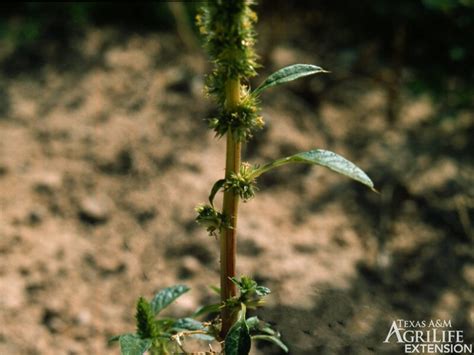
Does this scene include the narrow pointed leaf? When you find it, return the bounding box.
[253,64,328,95]
[252,149,375,191]
[150,285,190,315]
[173,317,204,331]
[252,335,289,353]
[246,316,280,336]
[209,285,221,295]
[225,305,251,355]
[209,179,225,206]
[108,334,121,343]
[192,303,221,318]
[246,316,261,331]
[118,334,152,355]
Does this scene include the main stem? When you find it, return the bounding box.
[220,78,241,337]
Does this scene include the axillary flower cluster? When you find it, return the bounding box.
[195,0,261,235]
[196,161,257,237]
[196,0,263,141]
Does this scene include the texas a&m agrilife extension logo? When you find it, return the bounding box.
[383,319,473,354]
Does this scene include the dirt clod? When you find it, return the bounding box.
[78,196,112,224]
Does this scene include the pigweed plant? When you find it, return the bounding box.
[112,1,375,354]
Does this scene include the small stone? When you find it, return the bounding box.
[167,243,213,265]
[179,256,201,279]
[76,310,92,325]
[32,172,62,193]
[105,47,151,72]
[27,206,47,226]
[124,191,156,224]
[83,253,126,276]
[0,275,24,309]
[190,76,204,97]
[0,165,7,176]
[238,239,263,256]
[463,264,474,287]
[79,196,112,224]
[42,308,66,334]
[166,68,192,93]
[97,148,134,175]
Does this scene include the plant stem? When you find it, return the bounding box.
[220,78,241,337]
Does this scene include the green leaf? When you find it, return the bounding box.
[192,303,221,318]
[245,317,273,335]
[155,318,175,332]
[118,334,152,355]
[245,316,261,331]
[252,149,375,191]
[173,318,204,331]
[225,323,251,355]
[246,316,281,338]
[209,179,225,206]
[255,285,271,297]
[253,64,328,95]
[108,334,121,343]
[209,285,221,295]
[150,285,190,315]
[252,335,289,353]
[190,333,216,342]
[224,306,251,355]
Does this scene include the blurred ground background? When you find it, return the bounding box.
[0,1,473,354]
